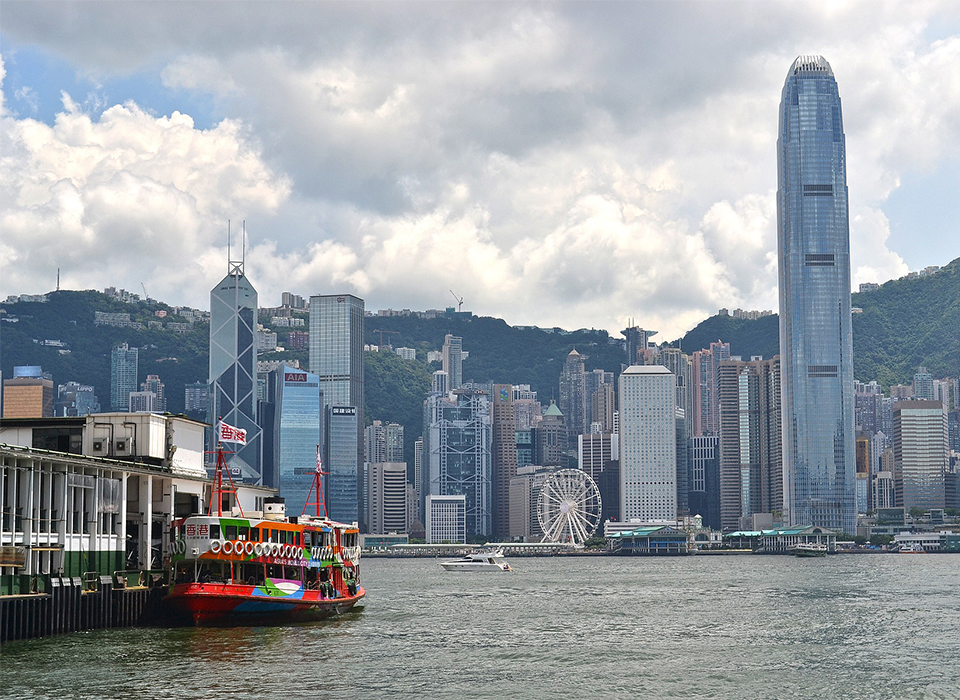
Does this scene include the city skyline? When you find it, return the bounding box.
[3,3,960,340]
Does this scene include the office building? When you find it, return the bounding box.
[56,382,100,417]
[777,55,856,532]
[326,405,359,524]
[894,401,948,511]
[508,464,555,542]
[533,402,566,467]
[688,435,721,530]
[3,367,54,418]
[559,349,587,440]
[717,356,782,530]
[621,325,656,366]
[141,375,166,413]
[619,365,677,521]
[491,383,518,539]
[209,255,261,481]
[310,293,364,504]
[441,335,464,390]
[267,365,322,516]
[110,343,139,412]
[368,462,408,534]
[184,381,208,421]
[424,389,491,538]
[426,494,466,544]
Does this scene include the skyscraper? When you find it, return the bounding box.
[209,253,261,481]
[777,55,855,532]
[425,389,491,538]
[618,365,677,522]
[310,293,364,515]
[141,375,166,413]
[111,343,138,412]
[559,349,587,441]
[717,356,782,530]
[490,383,518,539]
[270,365,322,516]
[441,334,463,390]
[894,401,948,511]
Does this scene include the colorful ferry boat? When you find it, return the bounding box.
[165,510,364,625]
[164,430,364,626]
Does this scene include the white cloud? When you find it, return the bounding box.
[1,2,959,339]
[0,90,291,304]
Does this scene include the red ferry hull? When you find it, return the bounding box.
[165,583,365,626]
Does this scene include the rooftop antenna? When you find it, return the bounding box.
[56,268,60,292]
[450,289,464,312]
[227,219,244,276]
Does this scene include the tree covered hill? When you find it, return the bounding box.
[676,256,960,385]
[2,256,957,448]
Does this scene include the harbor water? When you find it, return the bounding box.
[2,554,958,699]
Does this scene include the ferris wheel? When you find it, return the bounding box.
[537,469,602,547]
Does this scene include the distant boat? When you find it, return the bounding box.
[897,543,927,554]
[440,549,512,572]
[789,542,828,557]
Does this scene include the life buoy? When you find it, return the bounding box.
[245,541,255,556]
[283,544,292,558]
[254,542,263,557]
[210,539,222,554]
[222,540,234,555]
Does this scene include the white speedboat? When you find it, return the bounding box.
[439,550,512,572]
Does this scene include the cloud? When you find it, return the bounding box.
[2,2,960,339]
[0,90,291,304]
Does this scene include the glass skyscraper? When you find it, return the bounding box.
[209,261,261,482]
[310,293,364,519]
[777,55,855,533]
[272,365,322,516]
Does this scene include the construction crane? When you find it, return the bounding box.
[141,283,149,301]
[450,290,464,312]
[372,329,400,349]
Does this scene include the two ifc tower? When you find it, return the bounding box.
[778,55,856,534]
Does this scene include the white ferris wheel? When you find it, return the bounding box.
[537,469,602,547]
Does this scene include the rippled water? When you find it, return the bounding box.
[3,555,959,699]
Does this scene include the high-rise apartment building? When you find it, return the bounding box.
[209,257,261,481]
[111,343,139,412]
[559,349,587,441]
[441,335,463,390]
[490,383,518,539]
[183,381,208,421]
[717,357,782,530]
[128,390,158,413]
[619,365,677,522]
[913,367,934,401]
[691,341,730,437]
[894,401,948,511]
[777,55,855,532]
[621,325,656,366]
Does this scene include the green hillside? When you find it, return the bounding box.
[2,256,957,465]
[676,256,960,385]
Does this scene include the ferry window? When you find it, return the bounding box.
[283,530,293,545]
[266,564,283,579]
[175,562,192,584]
[284,566,301,581]
[209,524,220,540]
[250,528,260,543]
[225,525,238,541]
[241,564,265,586]
[238,526,250,541]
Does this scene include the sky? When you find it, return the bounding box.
[2,1,959,340]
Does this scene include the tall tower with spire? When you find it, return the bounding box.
[777,55,855,533]
[209,224,262,482]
